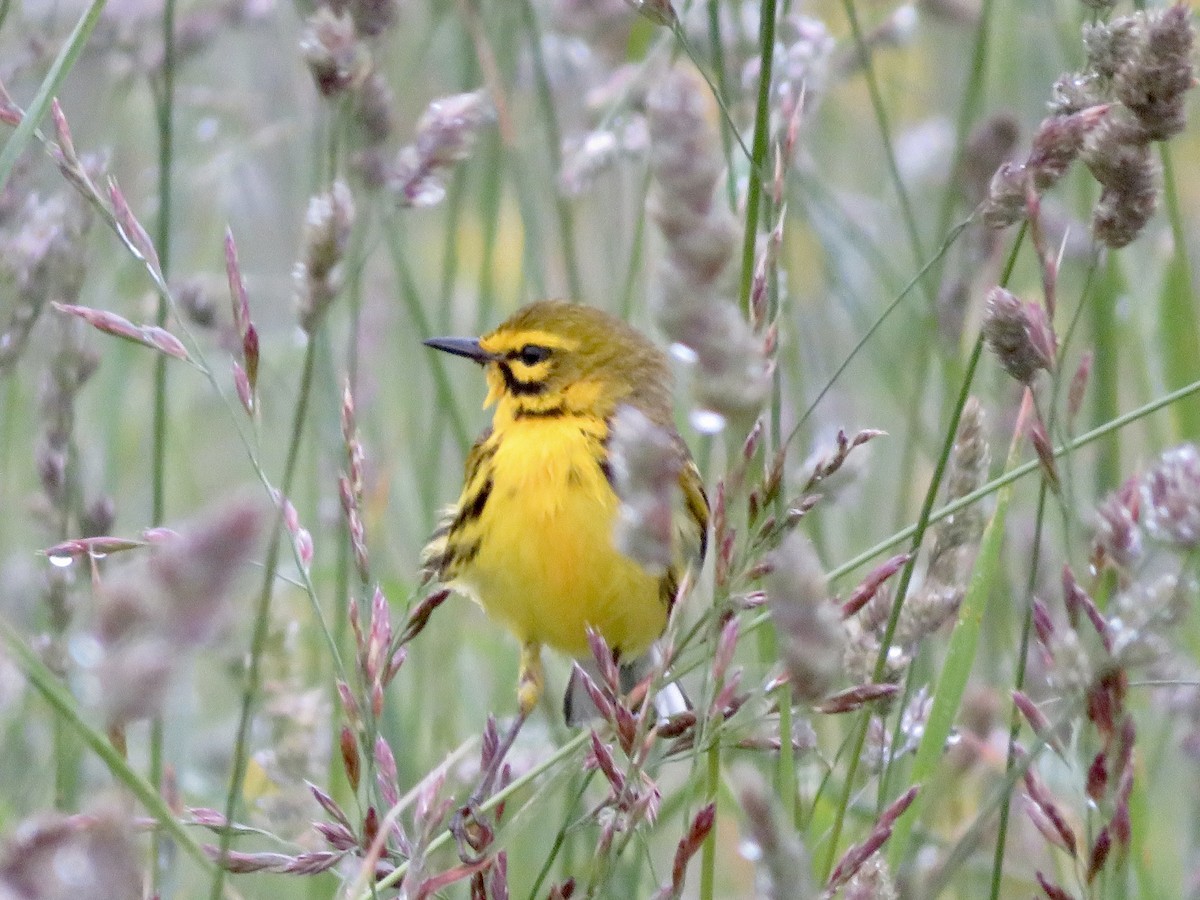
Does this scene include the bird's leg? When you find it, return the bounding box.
[452,642,544,862]
[478,641,543,798]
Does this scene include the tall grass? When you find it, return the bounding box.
[0,0,1198,897]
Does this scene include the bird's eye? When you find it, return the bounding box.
[516,344,552,366]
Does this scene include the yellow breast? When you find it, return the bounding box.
[450,416,667,658]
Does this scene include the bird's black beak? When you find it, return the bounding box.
[423,336,493,365]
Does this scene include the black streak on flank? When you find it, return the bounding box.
[456,539,481,567]
[466,476,493,521]
[660,571,679,611]
[597,423,615,489]
[453,476,493,531]
[498,362,548,397]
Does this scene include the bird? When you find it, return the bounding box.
[421,300,708,800]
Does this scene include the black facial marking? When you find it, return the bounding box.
[515,405,566,420]
[498,362,548,396]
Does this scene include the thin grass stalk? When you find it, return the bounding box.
[924,708,1068,894]
[797,171,906,292]
[988,479,1049,899]
[821,223,1025,868]
[316,268,364,900]
[506,150,548,298]
[0,379,14,555]
[329,211,375,751]
[45,352,83,811]
[698,740,721,900]
[778,690,798,826]
[618,170,651,321]
[384,221,473,453]
[209,341,318,900]
[419,166,469,520]
[11,99,348,676]
[831,371,1200,581]
[0,0,107,189]
[55,479,83,808]
[932,0,996,255]
[1156,144,1200,437]
[890,352,932,530]
[438,173,468,334]
[821,329,987,880]
[0,619,216,874]
[1093,254,1122,494]
[835,0,931,308]
[983,227,1094,894]
[526,773,593,900]
[673,375,1200,702]
[1130,716,1176,894]
[735,0,776,318]
[362,730,592,897]
[888,412,1024,867]
[706,0,736,209]
[1046,253,1102,554]
[311,127,353,851]
[517,0,583,299]
[52,705,74,810]
[475,137,502,323]
[764,176,797,826]
[668,26,756,171]
[148,0,177,886]
[783,216,973,452]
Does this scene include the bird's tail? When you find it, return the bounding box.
[563,646,689,726]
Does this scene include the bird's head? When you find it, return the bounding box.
[424,301,673,423]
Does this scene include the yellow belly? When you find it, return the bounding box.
[453,418,666,658]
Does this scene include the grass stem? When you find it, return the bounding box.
[210,340,318,900]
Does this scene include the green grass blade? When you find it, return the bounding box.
[1157,143,1200,438]
[887,415,1019,869]
[1158,253,1200,438]
[0,0,108,190]
[0,618,215,873]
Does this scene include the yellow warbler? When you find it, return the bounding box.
[422,301,708,725]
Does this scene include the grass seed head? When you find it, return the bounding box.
[609,405,681,575]
[983,287,1054,384]
[1141,443,1200,549]
[295,181,355,333]
[647,66,768,427]
[300,7,368,98]
[765,534,842,704]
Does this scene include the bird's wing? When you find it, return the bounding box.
[658,452,709,611]
[419,427,493,584]
[679,456,710,567]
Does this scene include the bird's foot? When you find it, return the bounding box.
[450,797,494,865]
[450,709,527,864]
